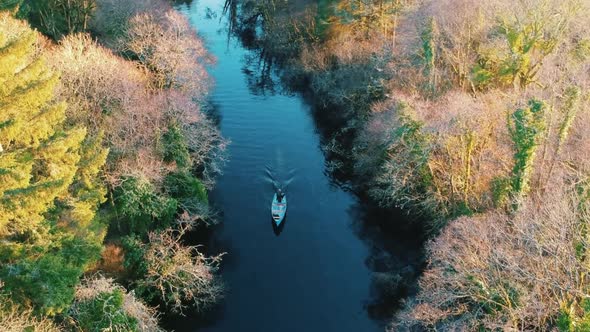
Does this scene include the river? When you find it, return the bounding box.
[166,1,419,331]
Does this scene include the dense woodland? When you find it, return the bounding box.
[3,0,590,330]
[0,0,225,330]
[231,0,590,330]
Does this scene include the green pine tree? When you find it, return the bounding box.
[0,0,22,12]
[0,14,82,235]
[0,13,106,315]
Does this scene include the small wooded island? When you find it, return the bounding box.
[1,0,590,331]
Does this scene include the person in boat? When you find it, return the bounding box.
[277,188,285,202]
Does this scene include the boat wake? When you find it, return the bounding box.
[263,163,296,193]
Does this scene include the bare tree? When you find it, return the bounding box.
[136,226,225,314]
[122,10,214,97]
[394,187,590,330]
[50,34,226,190]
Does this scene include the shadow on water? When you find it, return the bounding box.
[204,100,223,127]
[216,0,361,188]
[173,0,195,7]
[271,215,286,235]
[347,202,425,321]
[225,0,427,321]
[170,0,426,329]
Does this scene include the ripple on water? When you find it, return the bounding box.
[166,1,403,331]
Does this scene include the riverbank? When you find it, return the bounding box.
[4,0,590,330]
[0,1,226,330]
[225,0,590,330]
[225,0,427,310]
[162,1,424,330]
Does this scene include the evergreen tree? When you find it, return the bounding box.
[59,131,108,239]
[0,13,106,314]
[0,13,81,236]
[0,0,22,12]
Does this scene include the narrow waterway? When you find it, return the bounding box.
[168,1,409,331]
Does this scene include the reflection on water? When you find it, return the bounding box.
[164,0,423,331]
[347,203,424,320]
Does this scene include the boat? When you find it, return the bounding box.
[271,193,287,225]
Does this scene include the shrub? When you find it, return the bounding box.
[368,105,434,214]
[96,243,125,275]
[73,289,138,332]
[0,296,61,332]
[354,99,437,220]
[114,176,177,234]
[133,227,224,314]
[120,235,148,279]
[70,276,162,332]
[162,123,191,169]
[164,171,208,205]
[508,99,546,202]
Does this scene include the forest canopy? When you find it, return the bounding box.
[3,0,590,330]
[0,0,225,330]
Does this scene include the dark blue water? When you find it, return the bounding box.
[170,1,391,331]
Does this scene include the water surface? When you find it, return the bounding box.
[170,1,396,330]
